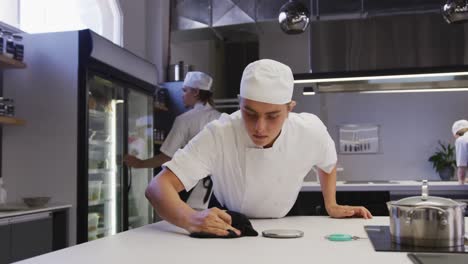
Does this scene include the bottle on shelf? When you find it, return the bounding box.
[155,88,169,110]
[0,178,7,205]
[13,34,24,61]
[153,129,166,143]
[0,28,4,54]
[3,31,14,59]
[0,97,15,117]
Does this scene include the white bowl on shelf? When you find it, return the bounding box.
[22,196,51,208]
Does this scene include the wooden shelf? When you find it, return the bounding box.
[0,54,26,69]
[0,116,25,126]
[154,104,169,112]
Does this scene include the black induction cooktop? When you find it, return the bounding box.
[407,253,468,264]
[364,225,468,254]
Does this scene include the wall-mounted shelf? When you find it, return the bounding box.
[0,54,26,69]
[0,116,25,126]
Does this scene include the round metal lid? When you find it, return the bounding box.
[389,180,464,207]
[391,195,461,207]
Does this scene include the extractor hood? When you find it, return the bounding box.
[294,66,468,94]
[171,1,468,72]
[170,1,468,94]
[170,0,444,31]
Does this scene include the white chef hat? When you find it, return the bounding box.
[240,59,294,104]
[136,116,153,127]
[452,119,468,136]
[183,71,213,92]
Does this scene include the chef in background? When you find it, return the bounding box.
[452,119,468,185]
[145,59,372,237]
[124,71,221,209]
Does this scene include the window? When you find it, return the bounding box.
[0,0,123,46]
[0,0,19,30]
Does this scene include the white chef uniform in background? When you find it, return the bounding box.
[164,59,337,218]
[160,102,220,210]
[452,120,468,184]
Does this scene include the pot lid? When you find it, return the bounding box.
[391,195,461,207]
[390,180,463,207]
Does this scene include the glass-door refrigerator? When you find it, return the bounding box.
[2,29,157,245]
[75,30,156,243]
[85,70,154,241]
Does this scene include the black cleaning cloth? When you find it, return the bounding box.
[190,210,258,238]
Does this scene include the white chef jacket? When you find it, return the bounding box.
[160,102,221,157]
[164,110,337,218]
[159,102,221,210]
[455,133,468,167]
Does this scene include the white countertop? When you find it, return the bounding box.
[16,216,463,264]
[302,181,468,194]
[0,204,71,219]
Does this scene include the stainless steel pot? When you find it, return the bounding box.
[168,61,193,82]
[387,180,466,247]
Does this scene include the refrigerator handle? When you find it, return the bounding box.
[127,166,132,193]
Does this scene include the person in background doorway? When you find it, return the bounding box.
[452,119,468,185]
[145,59,372,237]
[124,71,221,209]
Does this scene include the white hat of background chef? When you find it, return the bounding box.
[183,71,213,92]
[452,119,468,136]
[240,59,294,104]
[136,116,152,127]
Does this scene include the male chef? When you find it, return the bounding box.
[146,59,372,236]
[452,119,468,184]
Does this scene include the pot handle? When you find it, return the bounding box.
[421,180,428,201]
[406,205,448,226]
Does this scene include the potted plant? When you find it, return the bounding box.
[428,141,456,181]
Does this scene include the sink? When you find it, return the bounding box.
[343,180,399,184]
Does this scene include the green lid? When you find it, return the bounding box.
[326,233,353,241]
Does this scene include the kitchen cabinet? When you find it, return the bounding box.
[0,219,11,264]
[0,210,63,264]
[292,191,390,216]
[299,181,468,217]
[10,213,53,262]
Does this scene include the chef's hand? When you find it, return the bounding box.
[123,155,144,168]
[326,204,373,219]
[186,207,241,236]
